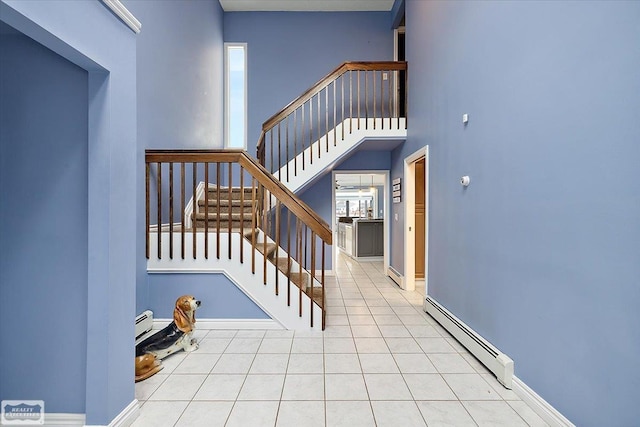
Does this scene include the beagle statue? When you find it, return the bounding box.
[135,295,201,382]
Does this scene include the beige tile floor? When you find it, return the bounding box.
[132,252,548,427]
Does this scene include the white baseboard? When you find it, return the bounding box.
[30,400,139,427]
[315,269,335,277]
[82,399,140,427]
[153,318,283,330]
[107,399,140,427]
[512,377,575,427]
[42,413,85,426]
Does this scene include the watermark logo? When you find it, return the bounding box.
[1,401,44,425]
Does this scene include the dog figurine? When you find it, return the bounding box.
[135,295,201,382]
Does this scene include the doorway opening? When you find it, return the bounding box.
[403,147,429,294]
[332,170,390,272]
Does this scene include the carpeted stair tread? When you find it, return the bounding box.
[193,211,253,220]
[254,242,278,259]
[207,186,255,200]
[306,286,324,305]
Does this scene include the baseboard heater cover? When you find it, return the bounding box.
[424,296,514,388]
[135,310,153,340]
[387,266,403,287]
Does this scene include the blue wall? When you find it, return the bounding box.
[124,0,224,150]
[396,1,640,425]
[123,0,225,314]
[0,0,137,424]
[224,11,394,155]
[148,274,269,319]
[0,26,88,414]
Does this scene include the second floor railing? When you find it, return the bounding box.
[257,61,408,183]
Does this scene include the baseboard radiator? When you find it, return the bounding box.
[135,310,153,340]
[424,296,514,389]
[386,266,403,287]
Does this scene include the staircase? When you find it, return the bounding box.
[146,150,329,330]
[258,61,408,192]
[145,62,407,331]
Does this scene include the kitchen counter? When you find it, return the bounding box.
[337,218,383,258]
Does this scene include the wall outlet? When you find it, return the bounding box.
[383,72,388,81]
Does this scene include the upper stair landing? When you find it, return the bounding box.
[257,61,408,193]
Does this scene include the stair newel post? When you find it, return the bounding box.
[216,162,221,259]
[365,70,369,130]
[403,65,408,129]
[180,162,185,260]
[192,162,197,259]
[297,217,303,317]
[286,208,292,307]
[262,184,268,285]
[250,176,257,274]
[156,162,162,259]
[275,201,281,296]
[380,69,384,130]
[388,68,392,130]
[373,70,377,130]
[239,165,244,264]
[341,74,345,141]
[301,102,306,170]
[169,162,174,259]
[204,162,209,259]
[321,241,326,330]
[333,80,337,147]
[145,161,150,259]
[309,97,313,166]
[317,92,321,160]
[228,162,233,259]
[357,70,361,130]
[310,231,316,328]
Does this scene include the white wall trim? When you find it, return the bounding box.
[512,376,576,427]
[154,318,282,330]
[41,413,85,426]
[101,0,141,33]
[107,399,140,427]
[82,399,140,427]
[402,146,429,292]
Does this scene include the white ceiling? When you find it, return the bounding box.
[219,0,395,12]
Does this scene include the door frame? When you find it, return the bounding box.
[403,146,429,293]
[332,170,390,272]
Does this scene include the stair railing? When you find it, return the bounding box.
[257,61,407,183]
[145,149,332,329]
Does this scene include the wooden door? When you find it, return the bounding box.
[415,158,425,278]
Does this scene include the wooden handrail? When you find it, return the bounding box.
[145,149,332,244]
[261,61,407,132]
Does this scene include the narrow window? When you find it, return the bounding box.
[224,43,247,149]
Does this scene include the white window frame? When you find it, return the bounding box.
[224,43,247,149]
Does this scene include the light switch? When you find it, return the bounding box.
[462,113,469,124]
[394,213,398,221]
[383,72,388,81]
